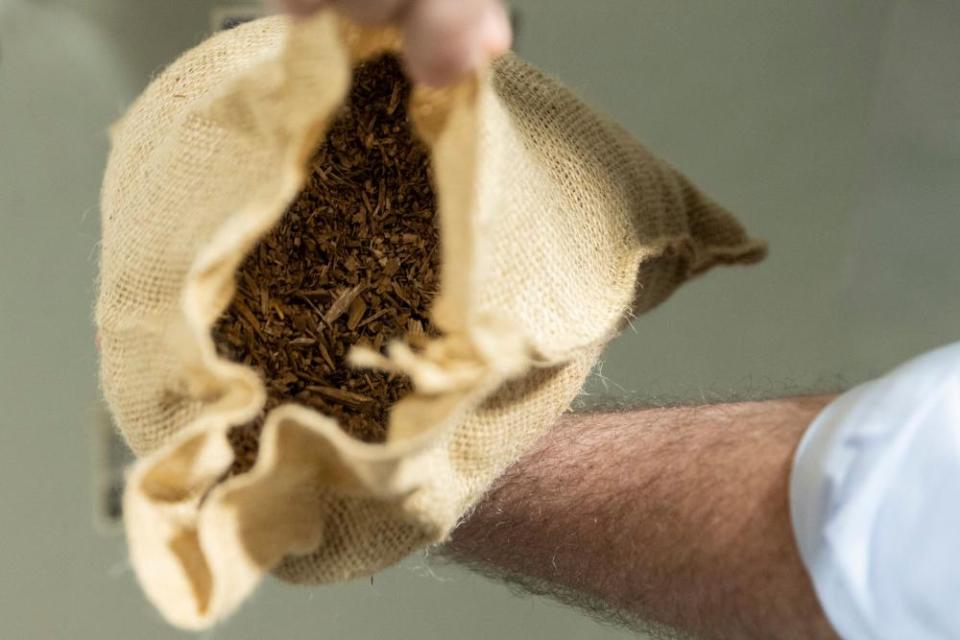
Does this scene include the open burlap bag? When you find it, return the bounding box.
[96,12,765,630]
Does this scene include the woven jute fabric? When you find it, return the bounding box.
[96,13,765,629]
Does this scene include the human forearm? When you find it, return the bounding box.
[445,398,838,640]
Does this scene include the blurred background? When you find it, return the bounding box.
[1,0,958,637]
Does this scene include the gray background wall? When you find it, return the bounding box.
[1,1,957,638]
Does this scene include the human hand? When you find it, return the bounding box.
[274,0,512,86]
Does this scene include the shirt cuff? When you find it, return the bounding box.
[790,341,960,640]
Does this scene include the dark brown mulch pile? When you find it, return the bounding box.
[212,54,439,474]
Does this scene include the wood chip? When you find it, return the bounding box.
[324,284,363,324]
[304,386,374,406]
[347,296,368,331]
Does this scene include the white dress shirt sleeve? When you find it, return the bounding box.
[790,341,960,640]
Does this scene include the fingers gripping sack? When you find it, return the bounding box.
[96,12,766,629]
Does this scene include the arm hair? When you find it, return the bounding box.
[442,398,838,640]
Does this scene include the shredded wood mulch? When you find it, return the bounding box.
[212,54,439,474]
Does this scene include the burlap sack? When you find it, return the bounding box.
[96,12,765,630]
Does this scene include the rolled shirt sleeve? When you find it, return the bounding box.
[790,341,960,640]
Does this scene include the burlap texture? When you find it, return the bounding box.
[96,13,766,630]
